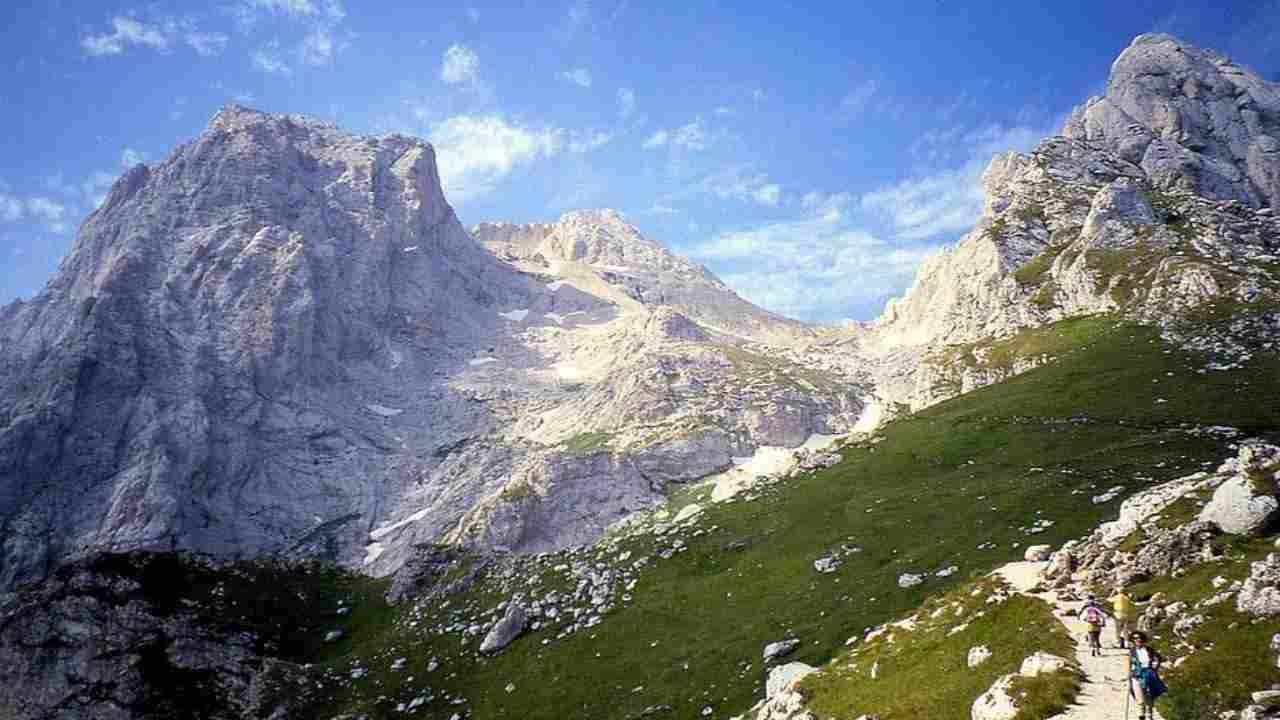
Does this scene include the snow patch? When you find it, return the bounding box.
[403,246,420,253]
[499,309,530,321]
[366,404,404,417]
[545,313,565,324]
[469,357,499,366]
[553,362,584,381]
[853,399,883,434]
[364,542,386,564]
[546,280,567,291]
[711,433,840,502]
[370,508,431,541]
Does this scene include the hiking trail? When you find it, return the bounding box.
[997,561,1165,720]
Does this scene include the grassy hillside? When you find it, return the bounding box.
[295,313,1280,719]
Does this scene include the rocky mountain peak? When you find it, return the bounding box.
[1063,33,1280,209]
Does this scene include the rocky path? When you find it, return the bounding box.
[996,562,1163,720]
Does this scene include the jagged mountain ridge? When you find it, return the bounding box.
[0,106,865,592]
[473,210,811,343]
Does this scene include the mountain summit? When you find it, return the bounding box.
[0,106,863,593]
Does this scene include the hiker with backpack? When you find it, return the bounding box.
[1129,631,1166,720]
[1081,594,1110,657]
[1109,588,1136,648]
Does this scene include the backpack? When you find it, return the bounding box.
[1083,605,1105,626]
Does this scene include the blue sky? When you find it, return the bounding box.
[3,1,1280,322]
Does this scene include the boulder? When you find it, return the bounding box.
[1199,475,1279,537]
[763,639,800,664]
[1024,545,1053,562]
[766,662,817,698]
[898,573,925,589]
[967,645,992,668]
[1253,690,1280,706]
[480,602,528,654]
[814,557,842,574]
[753,688,816,720]
[971,674,1019,720]
[1238,554,1280,617]
[1019,652,1069,677]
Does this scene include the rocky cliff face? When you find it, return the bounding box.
[865,34,1280,409]
[0,107,866,592]
[0,105,537,590]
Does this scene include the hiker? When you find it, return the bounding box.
[1129,631,1166,720]
[1109,588,1136,648]
[1081,594,1110,657]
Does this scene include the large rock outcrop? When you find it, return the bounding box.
[863,34,1280,410]
[0,105,533,590]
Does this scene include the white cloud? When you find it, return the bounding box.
[82,16,227,57]
[863,122,1045,240]
[82,171,116,209]
[429,115,562,203]
[692,167,782,207]
[0,195,23,222]
[561,67,592,88]
[568,130,612,153]
[642,119,713,152]
[649,203,678,215]
[26,198,70,232]
[82,17,173,56]
[301,29,334,65]
[120,148,146,167]
[860,166,987,241]
[185,30,228,56]
[672,120,708,151]
[841,78,880,115]
[241,0,344,21]
[618,88,635,118]
[441,44,480,85]
[642,130,668,149]
[688,202,936,321]
[252,43,293,76]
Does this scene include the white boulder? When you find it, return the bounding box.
[967,645,992,668]
[971,674,1019,720]
[1024,545,1053,562]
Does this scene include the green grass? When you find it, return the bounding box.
[562,431,614,454]
[1031,282,1058,309]
[1016,204,1048,226]
[932,314,1113,376]
[1125,537,1280,720]
[802,577,1078,719]
[1085,242,1172,303]
[1014,245,1068,286]
[298,316,1280,719]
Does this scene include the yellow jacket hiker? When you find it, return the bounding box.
[1110,591,1136,648]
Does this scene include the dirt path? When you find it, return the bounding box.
[996,562,1163,720]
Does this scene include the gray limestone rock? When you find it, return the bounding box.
[1199,475,1279,536]
[0,552,318,720]
[480,601,528,654]
[766,662,817,699]
[1199,443,1280,536]
[763,638,800,664]
[1238,553,1280,617]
